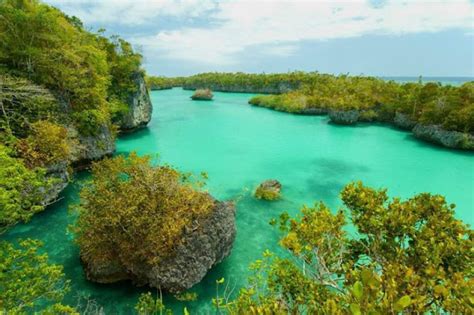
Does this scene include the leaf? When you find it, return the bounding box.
[352,281,363,300]
[350,303,361,315]
[216,277,225,284]
[394,295,412,311]
[183,306,190,315]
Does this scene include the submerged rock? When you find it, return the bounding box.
[118,72,153,131]
[82,199,236,293]
[191,88,214,100]
[328,110,360,125]
[394,112,417,130]
[412,124,474,150]
[255,179,282,201]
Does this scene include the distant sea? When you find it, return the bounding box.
[381,76,473,86]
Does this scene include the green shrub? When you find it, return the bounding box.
[73,153,214,268]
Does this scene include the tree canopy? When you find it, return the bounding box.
[219,182,473,314]
[0,239,74,314]
[74,153,214,269]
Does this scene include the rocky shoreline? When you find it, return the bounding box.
[251,103,473,151]
[181,84,473,150]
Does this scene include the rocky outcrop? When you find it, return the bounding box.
[118,72,153,131]
[255,179,282,200]
[412,124,474,150]
[71,125,115,168]
[82,200,236,293]
[191,89,213,101]
[328,110,360,125]
[41,162,70,206]
[394,112,417,130]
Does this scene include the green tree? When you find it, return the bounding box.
[0,144,53,234]
[224,182,473,314]
[0,239,72,314]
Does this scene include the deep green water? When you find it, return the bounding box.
[5,88,474,314]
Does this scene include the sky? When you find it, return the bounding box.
[46,0,474,77]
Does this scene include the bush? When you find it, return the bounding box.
[16,121,71,168]
[73,153,214,268]
[72,109,109,136]
[0,144,53,234]
[0,239,72,313]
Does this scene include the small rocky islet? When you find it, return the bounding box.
[191,88,214,100]
[255,179,282,201]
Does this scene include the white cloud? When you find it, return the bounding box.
[47,0,474,65]
[136,0,473,65]
[46,0,217,26]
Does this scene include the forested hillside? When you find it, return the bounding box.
[0,1,152,311]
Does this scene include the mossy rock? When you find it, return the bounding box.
[191,89,213,101]
[255,179,282,201]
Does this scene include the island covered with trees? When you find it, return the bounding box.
[1,1,473,314]
[149,72,474,150]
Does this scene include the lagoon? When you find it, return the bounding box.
[5,88,473,313]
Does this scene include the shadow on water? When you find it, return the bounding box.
[402,133,474,156]
[117,127,152,142]
[302,157,370,204]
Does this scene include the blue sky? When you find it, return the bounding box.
[47,0,474,77]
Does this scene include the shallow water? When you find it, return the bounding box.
[5,88,474,314]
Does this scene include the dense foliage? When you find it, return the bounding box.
[0,0,145,135]
[219,182,473,314]
[0,0,147,230]
[0,144,53,234]
[0,2,148,313]
[155,72,473,134]
[74,153,214,268]
[249,76,474,133]
[181,72,322,91]
[0,239,75,314]
[146,76,183,90]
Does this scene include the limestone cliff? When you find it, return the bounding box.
[117,72,153,131]
[412,124,474,150]
[328,109,360,125]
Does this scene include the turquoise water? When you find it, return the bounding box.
[5,88,474,314]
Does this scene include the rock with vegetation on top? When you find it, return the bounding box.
[117,72,153,131]
[82,199,236,293]
[412,124,474,150]
[255,179,282,201]
[71,125,115,168]
[328,110,360,125]
[191,88,214,100]
[76,154,236,293]
[393,112,417,130]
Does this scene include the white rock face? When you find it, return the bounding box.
[119,72,153,131]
